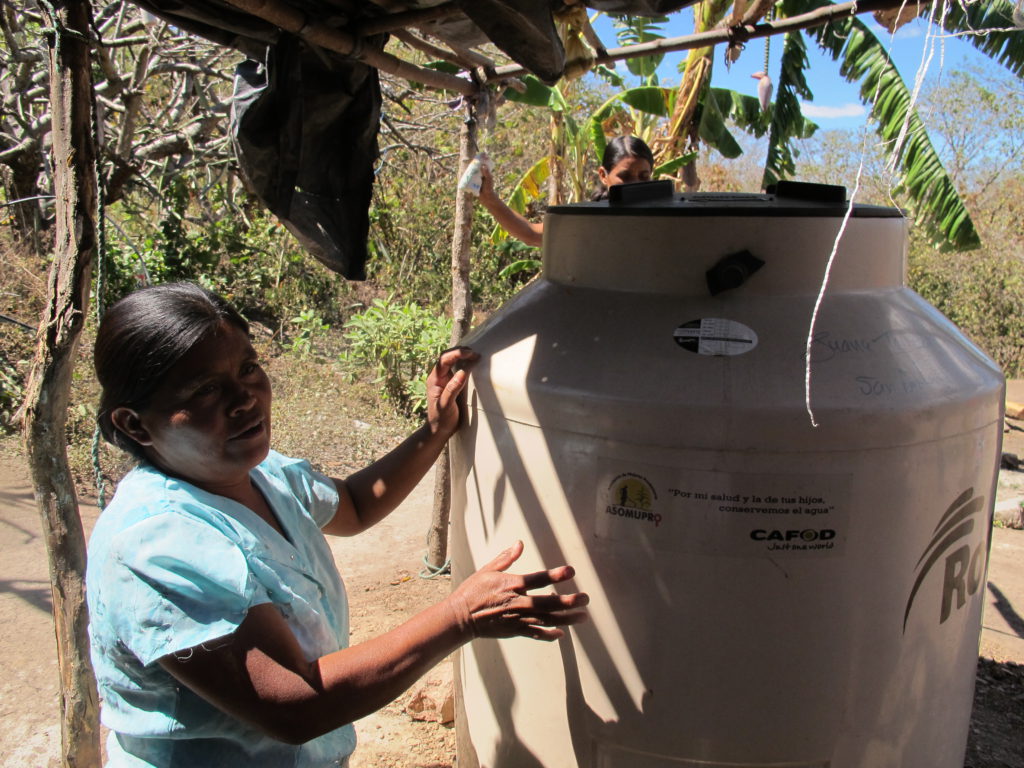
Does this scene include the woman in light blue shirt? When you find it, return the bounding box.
[86,282,588,767]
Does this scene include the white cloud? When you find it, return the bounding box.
[868,20,925,40]
[799,102,867,119]
[895,25,925,39]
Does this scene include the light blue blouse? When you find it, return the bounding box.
[86,450,354,767]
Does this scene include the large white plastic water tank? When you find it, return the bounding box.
[449,182,1004,768]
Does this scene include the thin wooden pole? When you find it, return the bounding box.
[427,104,477,570]
[22,1,101,766]
[449,108,478,345]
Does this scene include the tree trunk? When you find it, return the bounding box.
[426,106,477,570]
[22,1,101,766]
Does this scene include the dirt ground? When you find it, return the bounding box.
[1,407,1022,768]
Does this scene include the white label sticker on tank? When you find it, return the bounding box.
[673,318,757,356]
[596,462,849,557]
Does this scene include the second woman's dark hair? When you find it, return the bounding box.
[94,282,249,459]
[592,135,656,200]
[601,135,655,173]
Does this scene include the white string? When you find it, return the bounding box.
[803,171,862,427]
[886,0,942,175]
[806,0,1017,424]
[803,0,906,426]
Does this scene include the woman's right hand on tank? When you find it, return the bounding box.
[446,541,589,641]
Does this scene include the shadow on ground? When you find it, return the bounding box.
[964,658,1024,768]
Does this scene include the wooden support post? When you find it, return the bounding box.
[22,1,101,766]
[449,109,478,345]
[426,105,477,570]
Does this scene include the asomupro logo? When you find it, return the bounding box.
[605,473,662,527]
[903,488,987,632]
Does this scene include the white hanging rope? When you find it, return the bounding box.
[803,172,862,427]
[886,0,944,176]
[803,0,918,426]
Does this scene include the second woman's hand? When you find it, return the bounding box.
[446,541,589,642]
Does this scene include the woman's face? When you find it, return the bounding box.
[116,321,272,493]
[599,155,653,187]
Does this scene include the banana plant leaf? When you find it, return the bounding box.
[785,0,981,250]
[503,76,568,111]
[900,0,1024,79]
[698,89,743,158]
[620,86,674,117]
[612,14,671,82]
[586,86,675,160]
[710,88,769,137]
[654,152,696,176]
[764,29,817,188]
[498,258,543,279]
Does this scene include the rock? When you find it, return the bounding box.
[404,663,455,725]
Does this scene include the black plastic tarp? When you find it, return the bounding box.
[231,36,383,280]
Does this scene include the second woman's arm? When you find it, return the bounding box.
[477,164,544,248]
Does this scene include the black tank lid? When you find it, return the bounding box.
[549,179,904,218]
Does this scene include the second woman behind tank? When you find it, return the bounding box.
[477,135,655,248]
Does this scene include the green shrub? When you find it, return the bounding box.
[100,183,354,329]
[339,297,452,415]
[909,242,1024,376]
[288,308,330,357]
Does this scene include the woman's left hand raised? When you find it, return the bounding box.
[426,346,480,437]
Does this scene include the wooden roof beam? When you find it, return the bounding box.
[221,0,476,95]
[392,28,484,73]
[357,2,461,36]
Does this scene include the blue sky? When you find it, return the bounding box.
[589,10,996,131]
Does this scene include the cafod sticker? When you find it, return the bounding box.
[596,460,848,557]
[673,318,757,356]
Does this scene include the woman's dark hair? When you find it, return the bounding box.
[592,135,656,200]
[95,282,249,458]
[601,135,655,173]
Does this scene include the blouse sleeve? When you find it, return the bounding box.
[102,511,271,666]
[268,452,340,529]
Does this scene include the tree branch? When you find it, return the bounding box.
[392,29,482,73]
[488,0,929,81]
